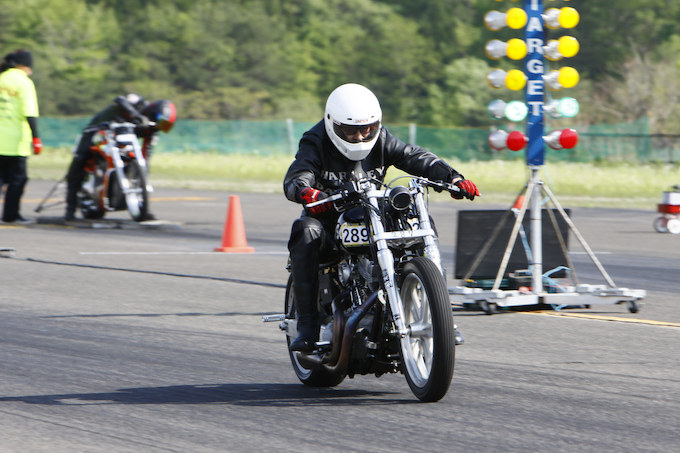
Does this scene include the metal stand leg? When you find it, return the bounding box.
[491,177,534,290]
[34,175,67,213]
[541,183,617,288]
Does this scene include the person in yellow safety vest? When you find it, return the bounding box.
[0,49,42,224]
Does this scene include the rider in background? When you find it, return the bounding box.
[283,83,480,352]
[64,94,176,221]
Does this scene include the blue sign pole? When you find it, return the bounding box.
[524,0,545,291]
[525,0,545,166]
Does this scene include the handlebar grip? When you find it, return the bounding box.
[446,183,460,192]
[304,191,344,209]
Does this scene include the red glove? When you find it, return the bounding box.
[32,137,43,155]
[452,179,480,200]
[298,187,333,215]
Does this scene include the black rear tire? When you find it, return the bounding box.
[78,176,105,219]
[285,276,345,387]
[80,202,106,219]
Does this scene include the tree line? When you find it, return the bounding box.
[2,0,680,133]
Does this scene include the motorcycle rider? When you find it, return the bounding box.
[284,83,480,352]
[64,94,176,221]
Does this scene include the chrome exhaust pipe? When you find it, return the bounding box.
[296,290,380,374]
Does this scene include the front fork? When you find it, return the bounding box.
[109,144,132,196]
[410,180,443,274]
[367,196,409,338]
[368,184,444,338]
[106,130,153,196]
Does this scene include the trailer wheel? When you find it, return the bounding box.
[653,217,668,233]
[666,218,680,234]
[479,300,498,315]
[627,301,640,313]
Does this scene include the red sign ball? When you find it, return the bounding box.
[507,130,528,151]
[559,128,579,149]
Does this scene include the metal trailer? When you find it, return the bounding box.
[449,171,646,315]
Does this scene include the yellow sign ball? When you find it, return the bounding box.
[505,69,527,91]
[558,67,580,88]
[506,39,528,60]
[506,8,527,29]
[558,36,579,58]
[559,7,580,29]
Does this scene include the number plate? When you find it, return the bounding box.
[338,223,370,247]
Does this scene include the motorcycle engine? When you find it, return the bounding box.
[357,257,380,289]
[319,320,334,343]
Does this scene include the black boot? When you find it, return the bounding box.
[64,204,76,221]
[287,217,326,353]
[289,313,319,353]
[65,158,86,220]
[64,179,77,221]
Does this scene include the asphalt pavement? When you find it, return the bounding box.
[0,179,678,452]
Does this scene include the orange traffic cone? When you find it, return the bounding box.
[214,195,255,253]
[512,194,525,210]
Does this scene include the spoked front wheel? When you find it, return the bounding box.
[399,257,455,402]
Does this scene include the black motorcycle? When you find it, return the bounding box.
[265,164,470,402]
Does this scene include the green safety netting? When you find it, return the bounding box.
[38,116,679,163]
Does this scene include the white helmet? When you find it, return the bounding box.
[324,83,382,161]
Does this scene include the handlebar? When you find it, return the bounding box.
[420,178,459,193]
[83,120,158,134]
[419,178,481,199]
[304,190,347,209]
[303,177,477,210]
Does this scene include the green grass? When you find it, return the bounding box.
[30,147,678,210]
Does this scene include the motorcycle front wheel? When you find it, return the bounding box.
[284,276,345,387]
[399,257,455,402]
[122,160,148,222]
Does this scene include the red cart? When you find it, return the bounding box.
[654,187,680,234]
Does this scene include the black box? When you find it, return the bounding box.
[455,209,570,281]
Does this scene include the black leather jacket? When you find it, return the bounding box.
[87,95,146,127]
[284,120,463,203]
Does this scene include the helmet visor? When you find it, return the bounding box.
[333,121,380,144]
[152,101,177,133]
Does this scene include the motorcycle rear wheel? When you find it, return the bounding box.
[82,207,105,219]
[399,257,455,402]
[80,200,105,219]
[284,276,345,387]
[78,178,105,219]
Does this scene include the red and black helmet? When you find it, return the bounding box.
[142,100,177,133]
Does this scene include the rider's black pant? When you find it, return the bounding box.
[65,130,95,215]
[287,214,338,334]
